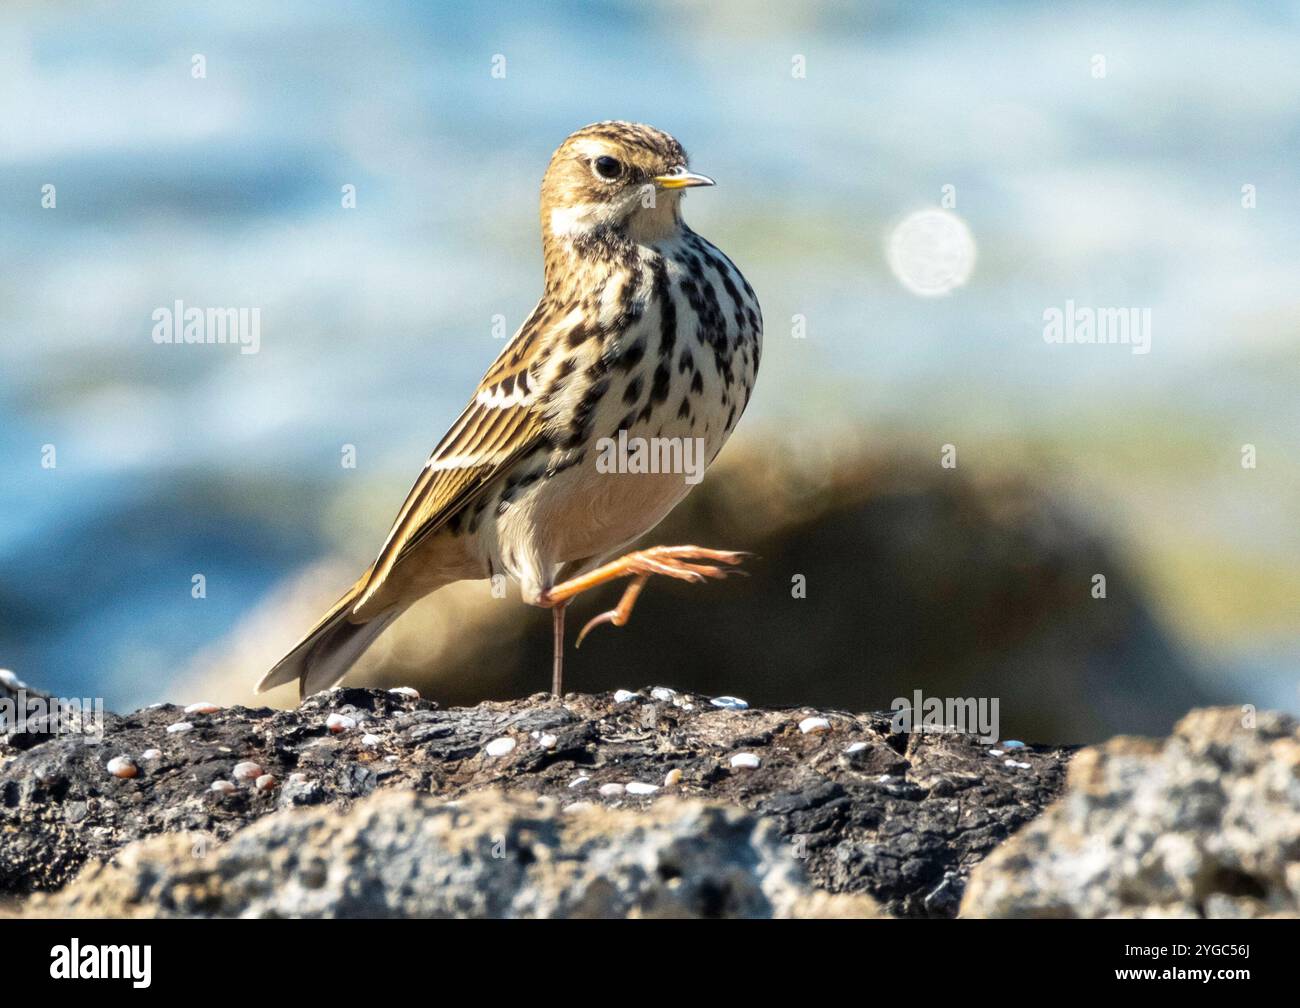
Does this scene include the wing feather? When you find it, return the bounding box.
[350,303,570,614]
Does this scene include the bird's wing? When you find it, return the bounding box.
[350,303,566,614]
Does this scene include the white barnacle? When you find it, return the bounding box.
[326,713,356,734]
[485,736,517,757]
[799,716,831,735]
[232,761,263,782]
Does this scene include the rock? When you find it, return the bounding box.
[961,707,1299,918]
[0,687,1071,917]
[1,678,112,752]
[26,789,882,919]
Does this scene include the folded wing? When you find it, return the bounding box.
[350,303,561,615]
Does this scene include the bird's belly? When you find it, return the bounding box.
[491,385,736,590]
[550,465,691,558]
[517,421,718,560]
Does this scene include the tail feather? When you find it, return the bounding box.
[256,574,401,698]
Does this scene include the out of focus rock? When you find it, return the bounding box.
[29,789,882,919]
[961,707,1299,918]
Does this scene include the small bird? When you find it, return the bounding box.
[257,121,762,699]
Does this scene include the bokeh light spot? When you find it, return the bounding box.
[886,209,977,297]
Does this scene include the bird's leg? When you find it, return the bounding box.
[575,575,648,647]
[551,601,568,697]
[539,545,748,648]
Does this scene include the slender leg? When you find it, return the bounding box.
[551,601,568,697]
[539,546,748,649]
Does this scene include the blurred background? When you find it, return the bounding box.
[1,1,1296,743]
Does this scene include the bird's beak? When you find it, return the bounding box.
[654,168,715,190]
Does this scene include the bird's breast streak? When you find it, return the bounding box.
[491,240,758,583]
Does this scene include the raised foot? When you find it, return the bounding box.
[608,544,749,584]
[549,545,749,648]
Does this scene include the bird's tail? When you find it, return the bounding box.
[256,572,401,699]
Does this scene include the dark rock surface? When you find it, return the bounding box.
[1,671,114,754]
[0,686,1072,917]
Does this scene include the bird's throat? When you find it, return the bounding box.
[543,203,684,292]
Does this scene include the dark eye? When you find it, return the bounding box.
[593,155,622,180]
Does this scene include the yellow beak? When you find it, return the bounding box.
[654,169,715,190]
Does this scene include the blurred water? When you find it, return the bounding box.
[1,1,1296,713]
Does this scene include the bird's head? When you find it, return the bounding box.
[540,121,713,254]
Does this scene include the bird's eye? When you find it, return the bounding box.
[593,155,623,180]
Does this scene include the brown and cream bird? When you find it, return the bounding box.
[257,121,762,699]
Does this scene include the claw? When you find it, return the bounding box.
[575,610,617,648]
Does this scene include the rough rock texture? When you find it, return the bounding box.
[0,687,1070,917]
[961,707,1300,918]
[27,789,881,919]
